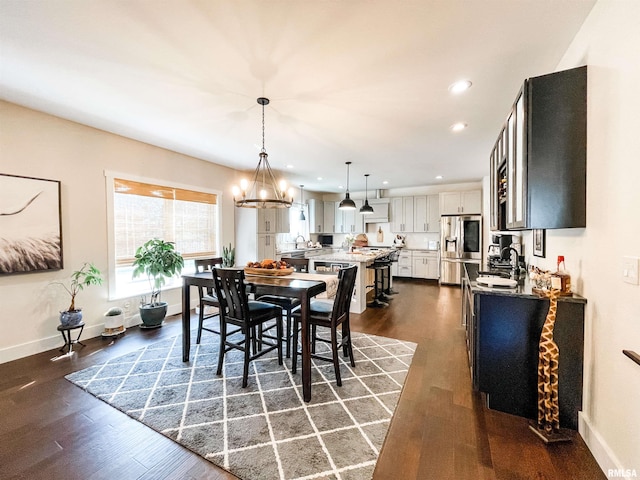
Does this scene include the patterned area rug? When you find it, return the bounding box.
[66,329,416,480]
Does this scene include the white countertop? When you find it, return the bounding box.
[310,248,395,263]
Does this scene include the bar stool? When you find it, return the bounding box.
[57,321,85,353]
[367,259,389,308]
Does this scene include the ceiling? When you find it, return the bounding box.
[0,0,596,193]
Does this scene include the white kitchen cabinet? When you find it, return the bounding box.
[414,194,440,233]
[412,251,439,279]
[257,234,276,261]
[323,201,336,233]
[333,200,364,234]
[439,190,482,215]
[256,208,290,233]
[391,197,414,233]
[393,250,413,277]
[308,199,324,233]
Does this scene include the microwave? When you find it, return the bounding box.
[317,234,334,246]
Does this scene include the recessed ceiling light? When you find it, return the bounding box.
[451,122,468,132]
[317,177,323,181]
[285,164,294,169]
[435,175,443,180]
[382,180,389,185]
[449,80,472,94]
[338,185,344,189]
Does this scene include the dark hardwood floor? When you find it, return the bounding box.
[0,279,605,479]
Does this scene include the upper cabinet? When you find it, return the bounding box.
[414,194,440,233]
[391,197,414,233]
[440,191,482,215]
[257,208,289,233]
[490,66,587,231]
[334,200,364,234]
[308,199,324,234]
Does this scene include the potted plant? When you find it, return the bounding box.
[55,262,103,327]
[222,243,235,267]
[132,238,184,328]
[103,306,125,337]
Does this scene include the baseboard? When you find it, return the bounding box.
[579,411,628,477]
[0,301,187,365]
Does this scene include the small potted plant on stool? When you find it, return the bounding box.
[55,262,103,327]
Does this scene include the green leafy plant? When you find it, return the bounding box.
[132,239,184,305]
[222,243,235,267]
[56,262,103,312]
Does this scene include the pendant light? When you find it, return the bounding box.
[231,97,294,208]
[338,161,356,210]
[299,185,306,221]
[359,174,374,215]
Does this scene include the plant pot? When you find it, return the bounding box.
[139,302,167,328]
[60,309,83,327]
[103,313,126,336]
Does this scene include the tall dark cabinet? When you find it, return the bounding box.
[490,66,587,231]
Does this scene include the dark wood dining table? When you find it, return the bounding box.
[181,271,327,402]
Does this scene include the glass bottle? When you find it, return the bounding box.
[551,255,571,294]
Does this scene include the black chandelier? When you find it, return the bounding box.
[338,161,356,210]
[232,97,293,208]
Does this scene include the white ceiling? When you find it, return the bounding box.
[0,0,596,193]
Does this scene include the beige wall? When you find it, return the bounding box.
[0,101,238,362]
[523,0,640,472]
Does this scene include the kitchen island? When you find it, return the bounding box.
[462,263,586,430]
[309,248,396,313]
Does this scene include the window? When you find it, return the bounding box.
[106,173,220,300]
[289,203,309,240]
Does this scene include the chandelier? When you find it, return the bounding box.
[232,97,293,208]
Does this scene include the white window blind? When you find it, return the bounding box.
[110,177,220,299]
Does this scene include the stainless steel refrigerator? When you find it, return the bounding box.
[440,215,482,285]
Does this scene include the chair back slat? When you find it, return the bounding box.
[281,257,310,272]
[331,265,358,326]
[212,268,250,327]
[195,257,223,273]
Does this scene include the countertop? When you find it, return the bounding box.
[310,248,395,264]
[464,262,586,304]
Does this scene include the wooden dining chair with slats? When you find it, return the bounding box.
[255,257,309,358]
[291,264,358,386]
[194,257,224,344]
[212,267,283,387]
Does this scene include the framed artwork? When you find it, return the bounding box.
[0,173,63,274]
[533,229,545,258]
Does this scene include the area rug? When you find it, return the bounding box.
[66,329,416,480]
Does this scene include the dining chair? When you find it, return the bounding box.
[291,264,358,386]
[212,267,283,388]
[255,257,309,358]
[194,257,224,344]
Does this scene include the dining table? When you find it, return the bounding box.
[181,270,331,402]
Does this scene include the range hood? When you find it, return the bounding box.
[364,198,389,223]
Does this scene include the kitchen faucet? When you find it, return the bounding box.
[295,234,306,248]
[501,247,520,276]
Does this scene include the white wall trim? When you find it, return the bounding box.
[579,411,622,476]
[0,300,189,364]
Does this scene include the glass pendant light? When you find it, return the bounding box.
[338,161,356,210]
[359,174,374,215]
[299,185,306,221]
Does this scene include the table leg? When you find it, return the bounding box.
[300,292,312,402]
[182,282,191,362]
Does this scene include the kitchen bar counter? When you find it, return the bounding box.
[462,262,585,430]
[465,262,586,304]
[310,248,396,314]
